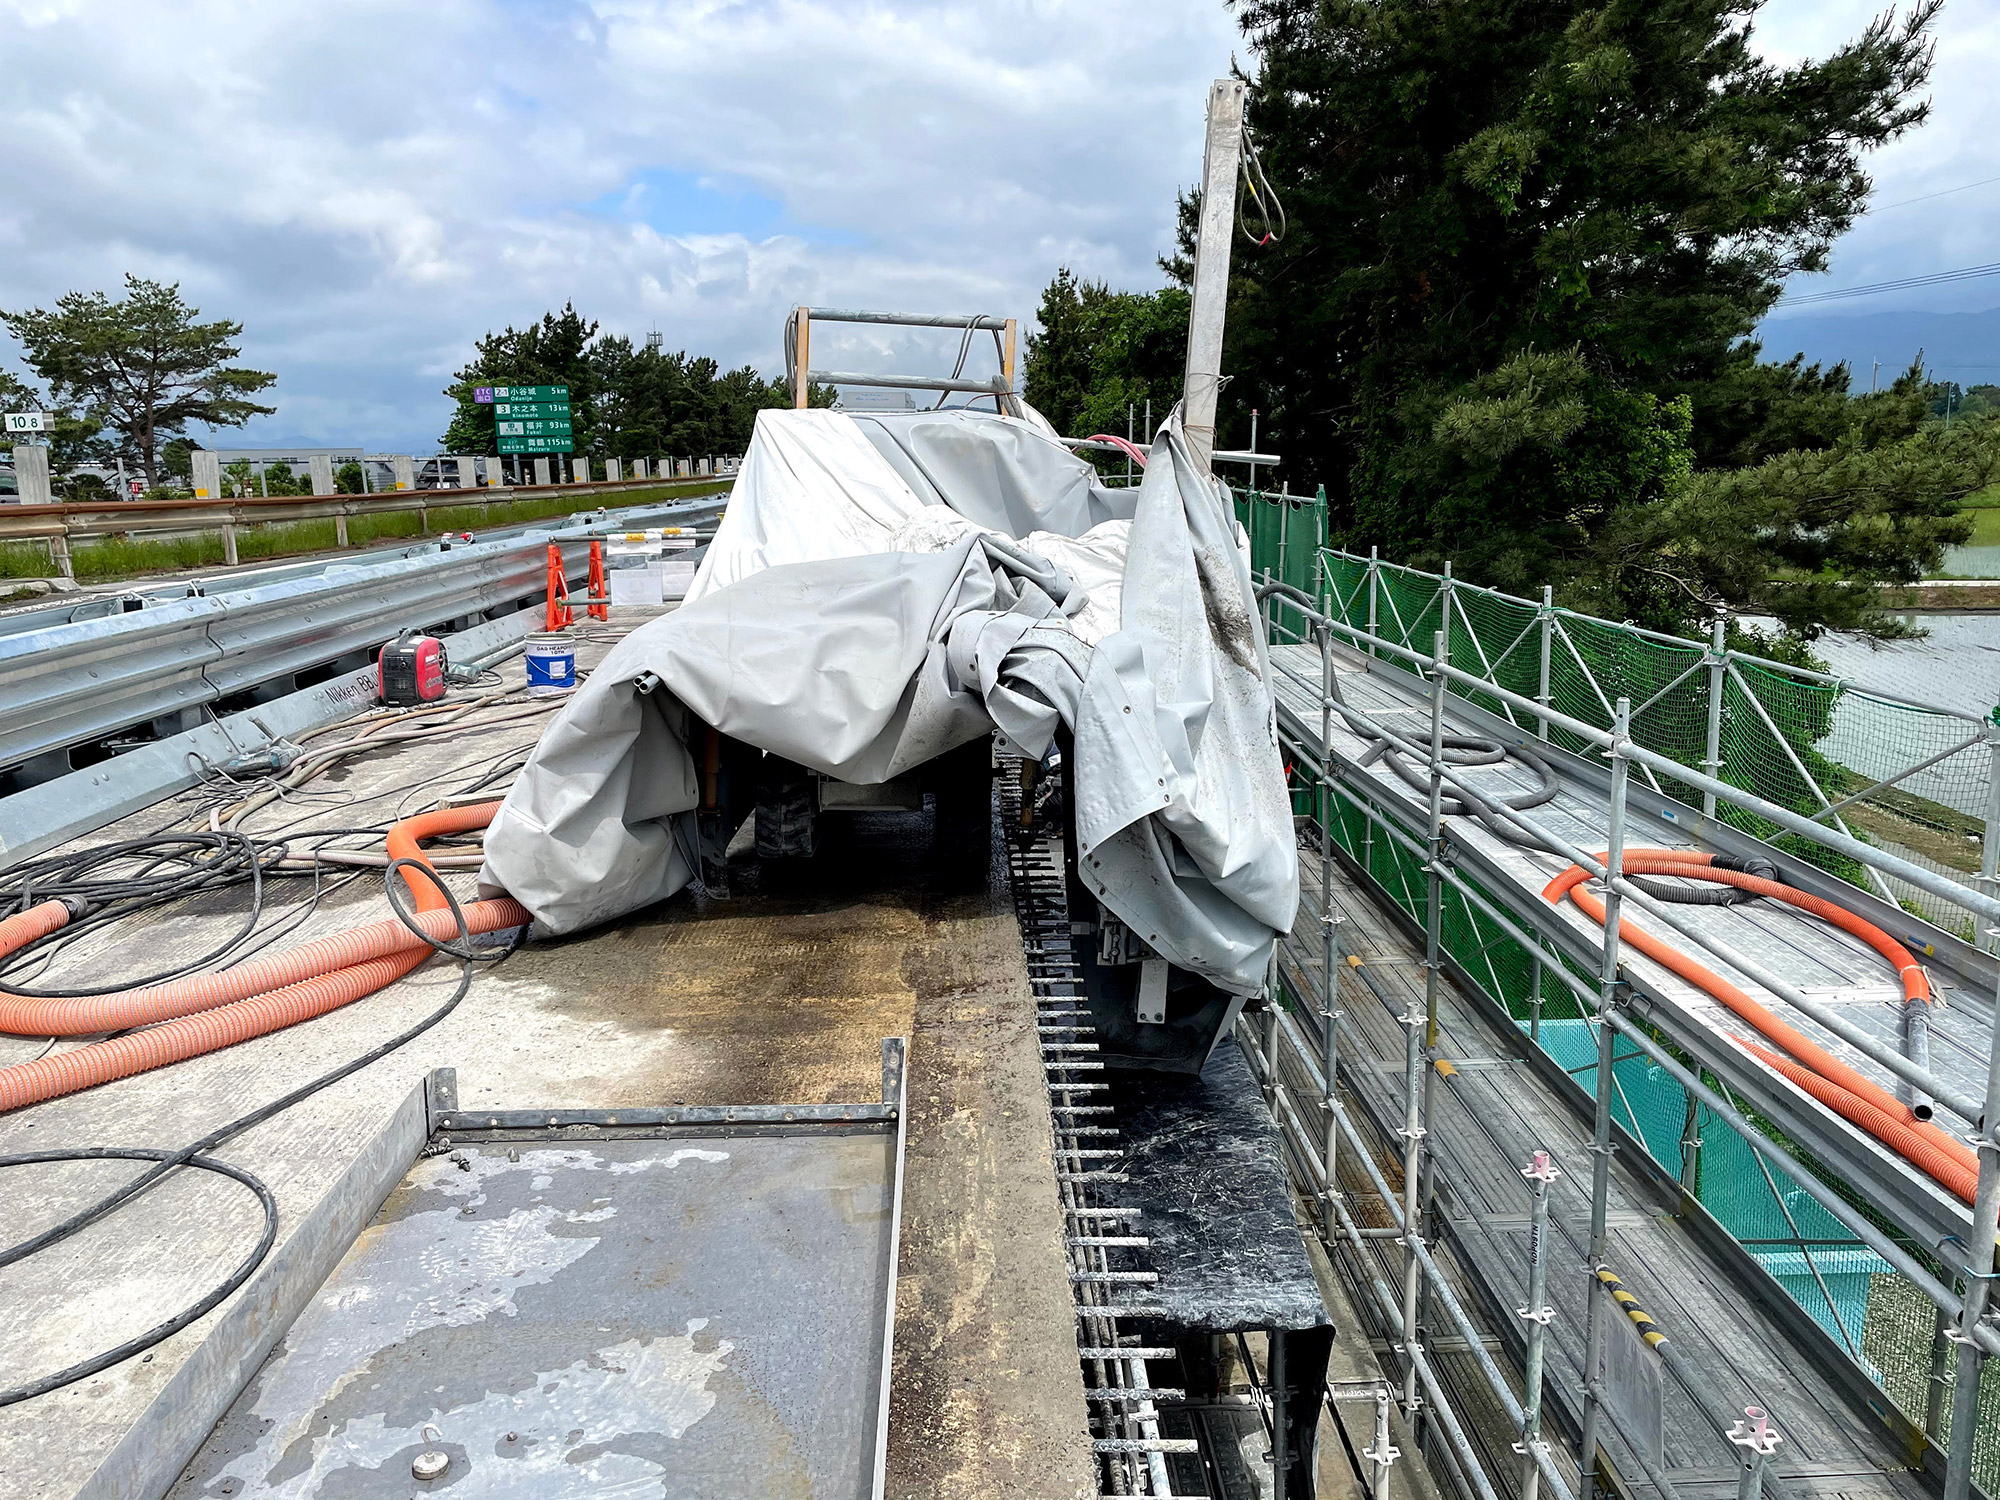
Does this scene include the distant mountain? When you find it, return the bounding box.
[1755,305,2000,391]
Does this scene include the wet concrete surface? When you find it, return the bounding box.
[0,608,1092,1500]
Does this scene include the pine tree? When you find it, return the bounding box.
[1213,0,1942,628]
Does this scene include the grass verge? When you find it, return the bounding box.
[0,480,727,583]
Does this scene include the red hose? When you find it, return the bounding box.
[1083,434,1150,468]
[0,802,527,1113]
[1544,849,1977,1202]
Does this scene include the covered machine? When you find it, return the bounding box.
[480,402,1298,1071]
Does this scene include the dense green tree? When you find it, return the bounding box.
[1602,403,1994,637]
[440,308,830,462]
[439,303,600,457]
[1,276,275,488]
[1170,0,1943,632]
[160,436,199,483]
[1023,271,1189,446]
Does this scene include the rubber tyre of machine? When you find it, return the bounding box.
[928,734,995,886]
[754,755,818,861]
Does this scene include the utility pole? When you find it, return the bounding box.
[1181,78,1247,472]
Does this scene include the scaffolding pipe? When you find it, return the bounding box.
[1298,603,2000,929]
[1520,1151,1559,1500]
[1318,1165,1514,1500]
[1297,1025,1581,1500]
[1315,697,1998,1347]
[1580,698,1631,1500]
[1601,1013,2000,1359]
[1943,953,2000,1500]
[1277,591,1994,1124]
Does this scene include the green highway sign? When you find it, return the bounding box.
[497,415,574,454]
[498,434,574,454]
[475,383,570,403]
[482,380,573,452]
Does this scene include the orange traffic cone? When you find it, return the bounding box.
[545,543,573,630]
[587,539,609,621]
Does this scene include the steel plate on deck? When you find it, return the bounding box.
[172,1131,895,1498]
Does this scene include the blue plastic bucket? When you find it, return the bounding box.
[525,632,576,695]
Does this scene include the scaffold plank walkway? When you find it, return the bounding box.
[1273,847,1931,1500]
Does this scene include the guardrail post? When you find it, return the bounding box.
[221,521,238,567]
[47,527,73,580]
[14,443,52,506]
[1702,616,1728,819]
[334,509,349,548]
[1537,586,1554,742]
[1518,1150,1560,1500]
[1580,696,1631,1500]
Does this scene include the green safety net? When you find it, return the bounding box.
[1244,486,2000,1490]
[1237,488,1996,939]
[1285,762,1999,1492]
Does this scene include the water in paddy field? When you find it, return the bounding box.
[1940,543,2000,578]
[1813,614,2000,724]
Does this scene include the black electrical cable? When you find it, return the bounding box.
[0,832,287,997]
[0,1148,277,1408]
[0,864,524,1406]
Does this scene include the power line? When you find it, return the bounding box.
[1779,260,2000,307]
[1872,173,2000,213]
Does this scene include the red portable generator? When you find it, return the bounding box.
[378,630,448,705]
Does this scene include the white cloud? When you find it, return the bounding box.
[0,0,1240,450]
[1755,0,2000,319]
[5,1,1987,452]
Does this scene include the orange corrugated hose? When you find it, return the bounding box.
[0,802,529,1113]
[1544,848,1978,1203]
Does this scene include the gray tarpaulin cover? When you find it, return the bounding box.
[480,406,1298,995]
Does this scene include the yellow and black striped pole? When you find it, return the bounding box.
[1594,1268,1671,1354]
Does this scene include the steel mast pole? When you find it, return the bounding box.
[1181,79,1247,473]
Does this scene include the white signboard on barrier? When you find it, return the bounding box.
[5,412,50,435]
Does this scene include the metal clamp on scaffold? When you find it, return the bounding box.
[1522,1149,1562,1186]
[1727,1405,1782,1456]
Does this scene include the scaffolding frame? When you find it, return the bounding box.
[1244,578,2000,1500]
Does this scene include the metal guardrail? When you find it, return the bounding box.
[0,473,731,575]
[0,498,721,783]
[0,494,726,639]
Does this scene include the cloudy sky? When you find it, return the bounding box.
[0,0,1994,453]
